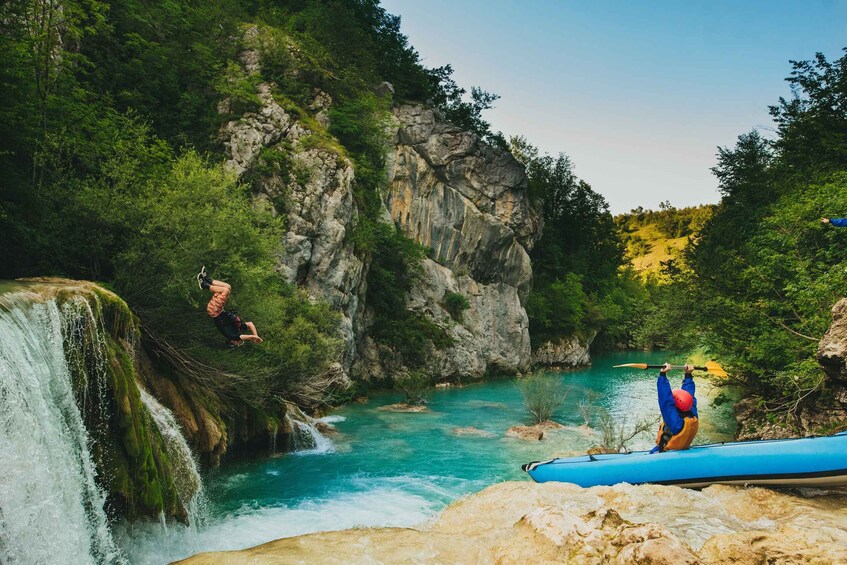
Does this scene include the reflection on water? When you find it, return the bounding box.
[117,351,737,563]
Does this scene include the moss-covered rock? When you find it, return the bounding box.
[17,278,188,523]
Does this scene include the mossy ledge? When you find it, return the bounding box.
[13,278,188,523]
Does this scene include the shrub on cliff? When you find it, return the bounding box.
[443,292,471,322]
[397,370,431,406]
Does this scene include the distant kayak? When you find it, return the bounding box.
[523,432,847,488]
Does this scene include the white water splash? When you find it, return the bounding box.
[112,474,465,564]
[138,388,207,525]
[319,415,346,424]
[285,404,336,455]
[0,293,124,564]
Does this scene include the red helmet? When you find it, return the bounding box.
[672,389,694,412]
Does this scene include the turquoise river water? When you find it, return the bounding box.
[118,351,737,563]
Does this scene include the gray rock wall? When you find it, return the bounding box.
[220,28,365,375]
[219,30,542,383]
[372,105,541,379]
[532,334,595,368]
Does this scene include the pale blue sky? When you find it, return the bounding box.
[380,0,847,213]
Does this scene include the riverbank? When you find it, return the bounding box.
[112,351,735,563]
[179,480,847,564]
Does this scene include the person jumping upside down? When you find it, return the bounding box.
[198,267,263,345]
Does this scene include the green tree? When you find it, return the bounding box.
[769,49,847,182]
[514,139,632,346]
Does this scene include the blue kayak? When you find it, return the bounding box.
[523,432,847,488]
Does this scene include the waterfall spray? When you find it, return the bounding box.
[0,281,207,564]
[0,292,124,564]
[139,388,207,526]
[284,403,336,454]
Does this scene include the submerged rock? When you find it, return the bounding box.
[378,403,431,413]
[179,481,847,564]
[453,426,496,438]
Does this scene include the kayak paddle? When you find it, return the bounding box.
[613,361,727,378]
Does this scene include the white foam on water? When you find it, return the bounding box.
[284,405,337,455]
[319,415,346,424]
[114,475,463,564]
[291,420,336,455]
[138,387,208,525]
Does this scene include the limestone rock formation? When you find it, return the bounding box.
[533,333,595,368]
[220,30,544,384]
[817,298,847,389]
[219,26,364,373]
[387,105,539,293]
[362,104,541,380]
[179,481,847,564]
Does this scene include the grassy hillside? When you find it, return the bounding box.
[616,204,712,279]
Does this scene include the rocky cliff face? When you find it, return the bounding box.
[815,298,847,396]
[180,481,847,564]
[221,26,364,378]
[219,29,542,383]
[361,104,541,379]
[533,333,595,368]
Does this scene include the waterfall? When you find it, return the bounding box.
[284,404,336,454]
[0,284,206,564]
[269,423,279,455]
[0,292,124,564]
[138,388,207,526]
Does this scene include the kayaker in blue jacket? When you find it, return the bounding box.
[821,217,847,227]
[650,363,699,453]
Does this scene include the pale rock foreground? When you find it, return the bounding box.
[178,481,847,564]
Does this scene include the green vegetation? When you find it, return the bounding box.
[616,204,713,279]
[643,49,847,413]
[595,411,658,454]
[363,223,453,370]
[63,285,185,522]
[397,370,431,406]
[443,291,471,321]
[519,373,568,425]
[0,0,509,408]
[511,137,643,349]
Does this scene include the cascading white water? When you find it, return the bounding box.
[0,292,124,564]
[269,423,279,455]
[291,420,336,453]
[138,388,207,525]
[285,404,335,454]
[0,285,207,564]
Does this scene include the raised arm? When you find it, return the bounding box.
[657,365,684,434]
[823,217,847,227]
[679,364,697,416]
